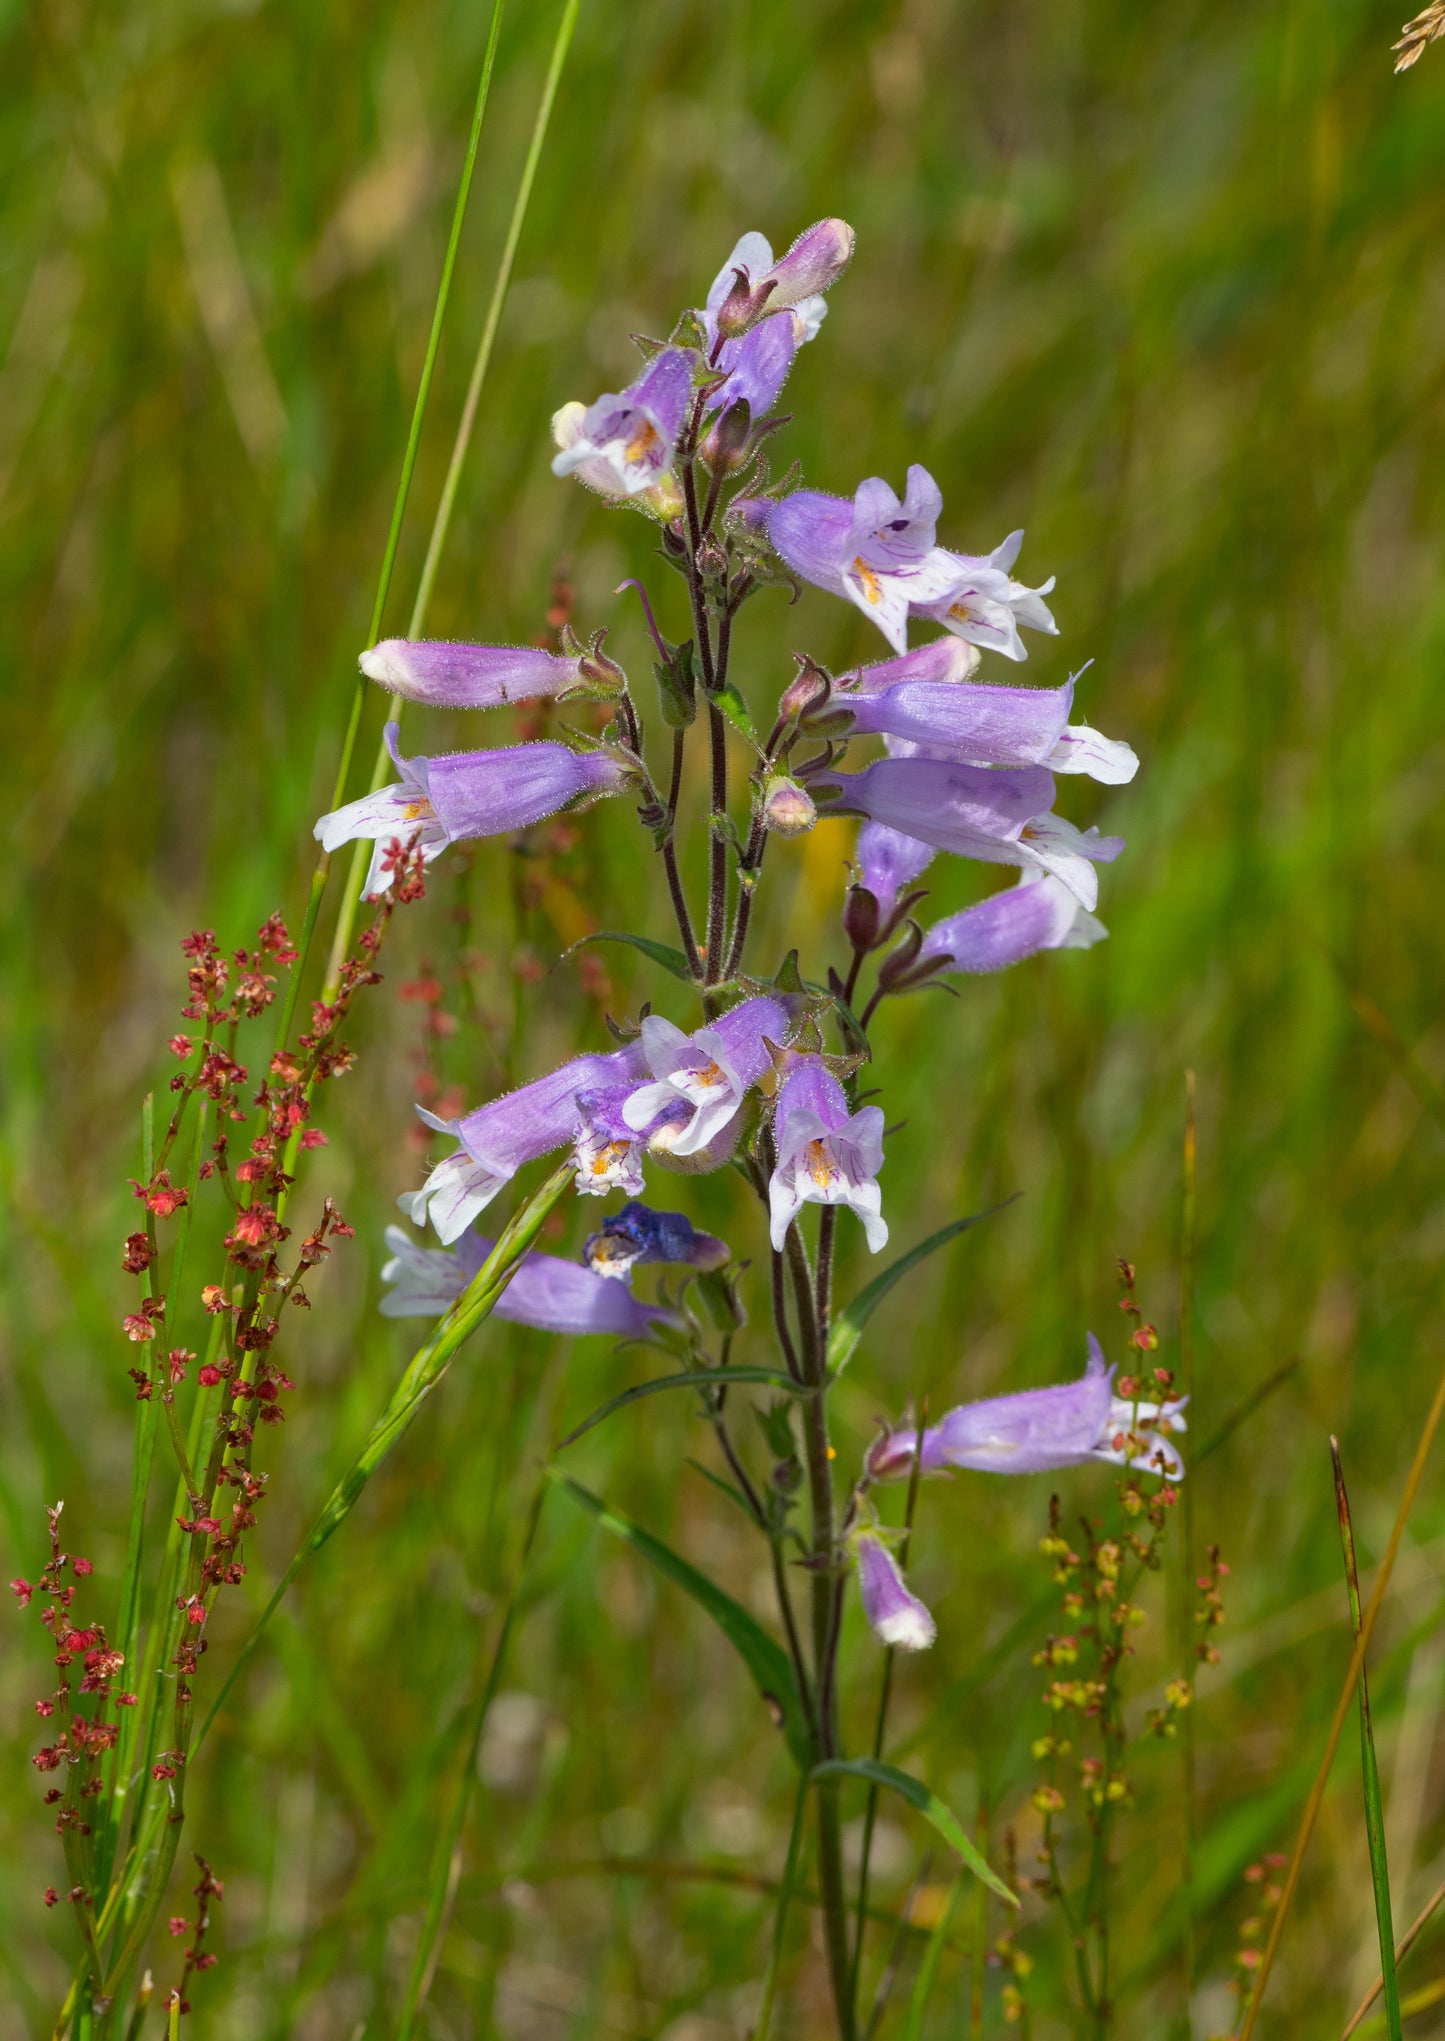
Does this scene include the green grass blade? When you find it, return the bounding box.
[556,1364,796,1450]
[192,1160,573,1753]
[550,1469,810,1765]
[324,0,584,987]
[900,1873,965,2041]
[272,0,508,1049]
[811,1759,1016,1908]
[395,1473,551,2040]
[753,1769,810,2041]
[826,1198,1019,1376]
[1332,1438,1403,2041]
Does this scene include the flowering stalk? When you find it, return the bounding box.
[26,191,1168,2041]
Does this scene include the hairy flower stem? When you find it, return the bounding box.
[662,730,700,971]
[782,1210,855,2038]
[850,1404,926,2013]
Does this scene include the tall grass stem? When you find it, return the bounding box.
[1238,1358,1445,2038]
[1331,1438,1403,2041]
[322,0,582,999]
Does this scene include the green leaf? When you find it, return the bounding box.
[556,1365,796,1450]
[557,929,695,982]
[712,681,762,752]
[827,1196,1020,1376]
[550,1472,810,1765]
[811,1759,1016,1907]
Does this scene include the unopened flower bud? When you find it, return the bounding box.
[778,659,831,725]
[761,776,816,839]
[760,218,855,307]
[701,397,753,475]
[842,885,881,954]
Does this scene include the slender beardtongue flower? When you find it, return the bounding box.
[551,347,693,501]
[621,994,793,1159]
[766,465,963,655]
[378,1226,683,1338]
[403,1044,650,1245]
[768,1055,887,1253]
[852,1528,936,1651]
[869,1334,1187,1482]
[583,1201,730,1280]
[818,753,1123,911]
[838,671,1138,783]
[911,530,1059,662]
[572,1083,688,1198]
[358,640,582,710]
[314,722,633,897]
[917,867,1106,974]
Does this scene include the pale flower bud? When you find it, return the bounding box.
[761,775,817,839]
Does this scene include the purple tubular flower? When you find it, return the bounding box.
[839,673,1138,784]
[838,638,982,693]
[912,531,1058,661]
[718,313,801,419]
[584,1201,730,1281]
[918,869,1106,974]
[769,1056,887,1253]
[358,640,582,711]
[870,1335,1187,1482]
[820,755,1123,910]
[767,466,962,655]
[621,995,793,1159]
[551,347,693,499]
[314,723,632,897]
[857,822,936,919]
[378,1226,682,1339]
[403,1045,651,1245]
[854,1532,936,1651]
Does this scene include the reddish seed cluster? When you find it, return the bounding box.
[1232,1853,1288,1982]
[15,864,426,2011]
[17,1506,136,1875]
[164,1855,224,2015]
[1195,1542,1229,1665]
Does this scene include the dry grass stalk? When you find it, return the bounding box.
[1394,2,1445,71]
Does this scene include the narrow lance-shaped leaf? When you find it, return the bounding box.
[827,1196,1020,1375]
[558,929,695,982]
[549,1470,810,1766]
[557,1366,799,1451]
[811,1758,1017,1907]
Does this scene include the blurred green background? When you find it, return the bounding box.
[5,0,1445,2033]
